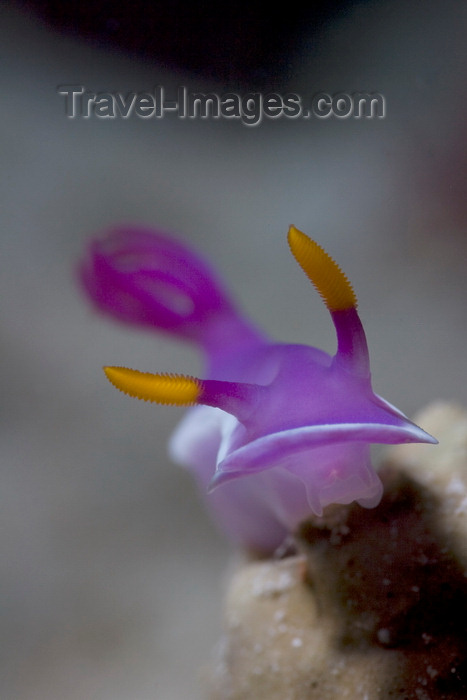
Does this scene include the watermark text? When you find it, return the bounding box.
[57,85,386,125]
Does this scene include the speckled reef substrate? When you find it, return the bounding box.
[208,403,467,699]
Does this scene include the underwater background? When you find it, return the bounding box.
[2,2,467,698]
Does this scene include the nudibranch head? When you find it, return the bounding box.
[81,224,437,553]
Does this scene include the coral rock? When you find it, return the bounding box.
[208,403,467,699]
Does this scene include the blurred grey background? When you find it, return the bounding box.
[2,1,467,698]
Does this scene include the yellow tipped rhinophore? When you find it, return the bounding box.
[287,225,357,312]
[103,366,201,405]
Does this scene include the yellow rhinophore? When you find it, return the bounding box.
[287,225,357,311]
[103,366,201,405]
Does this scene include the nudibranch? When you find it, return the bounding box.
[80,225,436,553]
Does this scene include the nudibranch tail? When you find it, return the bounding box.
[287,225,357,312]
[104,366,261,420]
[79,227,247,345]
[288,225,369,376]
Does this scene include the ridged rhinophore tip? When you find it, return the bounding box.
[103,366,201,405]
[287,225,357,312]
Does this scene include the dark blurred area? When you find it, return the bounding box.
[19,0,369,86]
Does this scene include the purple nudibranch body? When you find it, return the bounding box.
[80,225,436,552]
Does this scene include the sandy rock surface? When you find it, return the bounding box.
[209,403,467,699]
